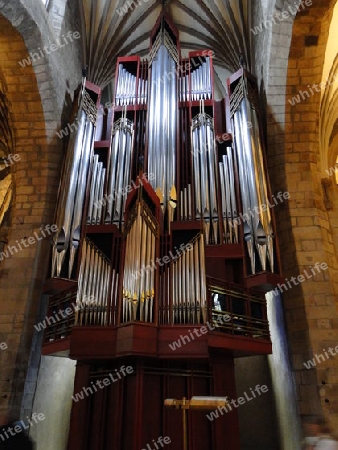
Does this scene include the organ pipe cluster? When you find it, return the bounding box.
[105,115,134,225]
[75,238,116,326]
[179,57,212,102]
[52,89,97,278]
[179,73,189,103]
[170,233,207,325]
[191,104,219,244]
[87,154,106,224]
[179,184,192,221]
[219,146,239,244]
[115,64,148,106]
[122,202,157,323]
[190,58,212,101]
[231,76,274,274]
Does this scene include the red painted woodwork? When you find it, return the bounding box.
[46,323,271,362]
[67,358,240,450]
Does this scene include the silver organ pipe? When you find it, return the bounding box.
[218,148,239,244]
[191,104,219,244]
[115,64,138,107]
[122,202,157,323]
[87,154,99,224]
[137,77,147,105]
[69,114,96,274]
[179,73,188,102]
[95,105,104,141]
[188,58,212,102]
[147,29,178,212]
[75,238,115,326]
[231,75,274,274]
[96,166,106,224]
[169,233,207,325]
[52,89,97,278]
[115,63,149,107]
[104,115,134,226]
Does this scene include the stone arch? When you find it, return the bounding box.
[0,1,81,415]
[0,0,81,126]
[0,12,55,416]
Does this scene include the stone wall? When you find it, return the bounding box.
[265,0,338,430]
[0,0,81,417]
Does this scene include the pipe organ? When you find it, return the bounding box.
[43,11,283,450]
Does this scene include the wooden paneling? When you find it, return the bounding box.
[68,359,240,450]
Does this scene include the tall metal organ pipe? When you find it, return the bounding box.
[122,202,157,323]
[147,30,177,212]
[52,89,97,278]
[231,76,274,274]
[105,115,134,226]
[191,104,219,244]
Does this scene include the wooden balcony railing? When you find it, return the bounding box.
[42,278,270,344]
[208,277,270,340]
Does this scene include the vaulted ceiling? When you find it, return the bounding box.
[79,0,254,91]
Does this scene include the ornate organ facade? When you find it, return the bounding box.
[43,12,283,450]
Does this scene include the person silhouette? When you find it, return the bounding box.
[302,416,338,450]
